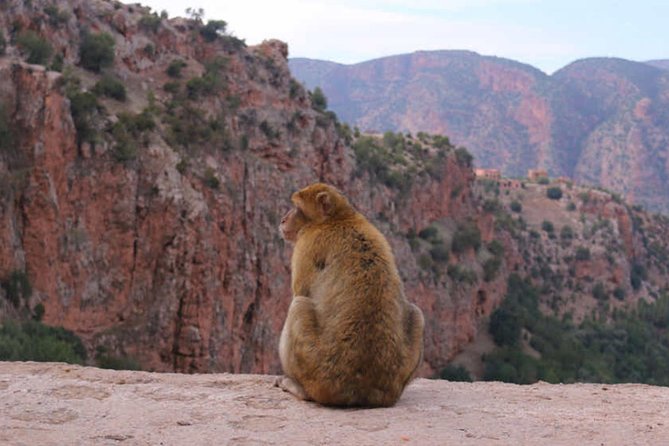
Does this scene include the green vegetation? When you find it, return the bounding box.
[439,364,473,382]
[510,200,522,213]
[537,177,550,185]
[16,30,52,65]
[311,87,327,112]
[200,20,227,42]
[1,270,32,307]
[93,75,127,101]
[541,220,554,234]
[454,147,473,167]
[95,347,141,371]
[447,265,478,284]
[68,91,100,146]
[167,59,187,78]
[44,5,70,24]
[575,247,591,261]
[0,32,6,55]
[451,221,481,253]
[110,110,156,162]
[484,275,669,385]
[0,102,14,152]
[203,167,220,189]
[79,32,115,72]
[0,320,86,364]
[630,263,647,290]
[546,187,563,200]
[185,57,226,99]
[139,13,162,33]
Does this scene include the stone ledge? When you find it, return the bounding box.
[1,362,667,445]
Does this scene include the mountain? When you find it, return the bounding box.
[290,53,669,214]
[646,59,669,70]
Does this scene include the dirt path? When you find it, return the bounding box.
[1,362,667,445]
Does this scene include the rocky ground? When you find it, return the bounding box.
[1,362,667,445]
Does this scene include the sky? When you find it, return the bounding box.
[125,0,668,74]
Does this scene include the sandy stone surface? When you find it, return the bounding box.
[1,362,668,445]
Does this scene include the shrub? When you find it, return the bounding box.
[0,320,86,364]
[567,201,576,211]
[311,87,327,112]
[439,364,472,382]
[96,351,141,370]
[451,222,481,253]
[44,5,70,24]
[537,177,549,185]
[630,263,647,290]
[0,102,14,151]
[203,168,220,189]
[429,243,449,263]
[541,220,554,233]
[489,306,521,347]
[592,282,608,301]
[488,240,505,257]
[93,75,127,101]
[560,225,574,241]
[454,147,473,167]
[0,32,6,55]
[510,200,522,213]
[68,91,100,146]
[575,247,591,261]
[418,226,439,241]
[16,30,53,65]
[483,257,502,282]
[79,32,115,72]
[546,187,563,200]
[483,199,501,213]
[1,270,32,307]
[200,20,227,42]
[447,265,478,284]
[613,287,626,301]
[139,13,162,33]
[166,59,187,78]
[110,110,156,162]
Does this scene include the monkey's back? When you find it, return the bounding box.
[304,213,412,406]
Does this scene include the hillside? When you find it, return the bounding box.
[2,361,669,445]
[289,53,669,214]
[0,0,502,376]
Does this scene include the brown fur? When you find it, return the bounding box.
[277,183,424,407]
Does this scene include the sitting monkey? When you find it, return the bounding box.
[276,182,424,407]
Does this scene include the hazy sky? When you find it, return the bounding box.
[126,0,668,73]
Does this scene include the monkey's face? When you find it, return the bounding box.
[279,207,307,242]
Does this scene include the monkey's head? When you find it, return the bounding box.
[279,183,353,242]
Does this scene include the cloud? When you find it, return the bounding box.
[126,0,574,73]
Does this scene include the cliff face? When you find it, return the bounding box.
[0,0,502,375]
[290,53,669,214]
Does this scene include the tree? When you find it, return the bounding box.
[546,187,563,200]
[79,32,115,72]
[186,7,205,23]
[200,20,227,42]
[16,31,52,65]
[311,87,327,111]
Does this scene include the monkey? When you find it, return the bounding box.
[275,182,424,407]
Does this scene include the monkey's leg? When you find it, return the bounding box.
[402,303,425,386]
[277,295,321,401]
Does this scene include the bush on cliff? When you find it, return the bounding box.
[79,32,115,72]
[16,30,53,65]
[0,320,86,364]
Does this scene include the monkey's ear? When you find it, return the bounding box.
[316,191,333,216]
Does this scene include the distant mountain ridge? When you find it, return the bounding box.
[290,52,669,213]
